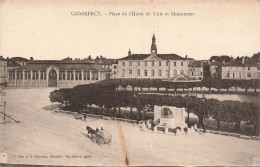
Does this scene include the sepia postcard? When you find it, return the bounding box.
[0,0,260,166]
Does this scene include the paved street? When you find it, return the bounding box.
[0,88,260,166]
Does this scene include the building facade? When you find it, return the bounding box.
[8,60,109,87]
[221,57,260,80]
[113,34,203,79]
[0,56,8,86]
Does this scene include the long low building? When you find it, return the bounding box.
[8,60,110,87]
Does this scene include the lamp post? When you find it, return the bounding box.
[186,92,191,127]
[3,101,6,121]
[201,93,206,133]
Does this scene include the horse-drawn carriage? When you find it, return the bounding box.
[86,126,112,145]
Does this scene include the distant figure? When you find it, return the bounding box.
[96,128,99,133]
[101,127,104,130]
[84,114,86,121]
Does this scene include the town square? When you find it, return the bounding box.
[0,0,260,166]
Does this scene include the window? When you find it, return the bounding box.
[248,67,250,70]
[152,62,154,66]
[145,62,147,66]
[258,66,260,70]
[138,62,140,66]
[174,70,177,76]
[114,65,117,69]
[247,73,251,78]
[137,69,140,76]
[158,70,162,76]
[239,73,241,78]
[233,73,235,78]
[159,62,161,66]
[122,62,125,66]
[129,69,132,75]
[181,62,183,66]
[151,70,154,76]
[144,70,147,76]
[174,62,176,66]
[166,61,169,66]
[227,73,230,78]
[28,73,31,80]
[41,72,46,80]
[59,72,64,80]
[78,72,82,80]
[191,72,194,76]
[166,70,169,77]
[129,62,132,66]
[122,69,125,76]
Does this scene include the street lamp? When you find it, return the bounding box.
[3,101,6,121]
[201,93,206,133]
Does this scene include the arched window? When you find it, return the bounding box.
[158,70,162,76]
[122,69,125,76]
[129,69,132,75]
[137,69,140,76]
[174,70,177,76]
[166,70,169,77]
[144,70,147,76]
[151,70,154,76]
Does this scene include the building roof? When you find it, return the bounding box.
[0,56,6,61]
[28,60,94,64]
[188,61,203,67]
[10,60,109,72]
[223,59,260,67]
[94,58,116,65]
[119,54,185,60]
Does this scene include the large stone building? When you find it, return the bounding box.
[0,56,8,86]
[113,34,203,79]
[221,57,260,80]
[94,57,117,79]
[8,60,109,87]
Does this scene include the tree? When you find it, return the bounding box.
[87,55,92,60]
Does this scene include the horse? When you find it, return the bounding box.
[86,126,96,136]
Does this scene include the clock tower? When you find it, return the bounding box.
[151,34,157,54]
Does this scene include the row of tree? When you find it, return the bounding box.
[89,78,260,94]
[50,80,259,136]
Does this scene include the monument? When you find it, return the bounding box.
[154,105,186,129]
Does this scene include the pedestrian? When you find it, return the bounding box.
[84,114,86,121]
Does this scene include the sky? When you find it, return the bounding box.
[0,0,260,60]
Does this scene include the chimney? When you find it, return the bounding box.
[242,56,245,65]
[30,57,34,61]
[128,49,131,56]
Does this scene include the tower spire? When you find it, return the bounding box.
[151,34,157,54]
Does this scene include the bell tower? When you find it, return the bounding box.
[151,34,157,54]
